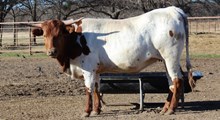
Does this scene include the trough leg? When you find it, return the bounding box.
[180,67,185,108]
[180,80,185,108]
[139,78,144,111]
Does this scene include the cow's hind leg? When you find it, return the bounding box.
[162,54,183,115]
[160,89,173,115]
[165,78,183,115]
[161,63,174,114]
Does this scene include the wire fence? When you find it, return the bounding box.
[188,16,220,34]
[0,21,44,55]
[0,16,220,55]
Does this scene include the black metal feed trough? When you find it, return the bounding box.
[99,71,203,110]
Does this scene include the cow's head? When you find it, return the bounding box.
[27,18,89,73]
[31,19,83,58]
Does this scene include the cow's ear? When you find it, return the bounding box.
[74,18,82,26]
[74,19,82,33]
[32,28,43,36]
[65,25,75,33]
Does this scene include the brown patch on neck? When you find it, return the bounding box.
[56,31,82,73]
[80,35,90,55]
[169,30,174,37]
[56,54,70,73]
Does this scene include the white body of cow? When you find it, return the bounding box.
[69,6,191,92]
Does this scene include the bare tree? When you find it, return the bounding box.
[45,0,91,20]
[17,0,47,21]
[137,0,220,16]
[213,0,220,5]
[0,0,21,46]
[89,0,139,19]
[184,0,220,16]
[0,0,18,22]
[8,7,20,45]
[17,0,47,44]
[139,0,167,13]
[138,0,192,13]
[61,1,93,20]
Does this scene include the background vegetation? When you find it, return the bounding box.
[1,0,220,23]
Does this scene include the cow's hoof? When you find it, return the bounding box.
[159,109,167,115]
[164,109,175,115]
[81,112,90,117]
[90,111,100,116]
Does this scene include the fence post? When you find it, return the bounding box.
[189,20,191,34]
[196,20,198,34]
[208,19,210,33]
[13,21,17,46]
[29,22,32,55]
[16,24,18,46]
[0,24,2,46]
[203,21,204,33]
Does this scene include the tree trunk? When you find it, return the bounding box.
[0,24,2,47]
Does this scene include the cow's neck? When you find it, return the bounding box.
[78,35,90,55]
[63,32,83,59]
[57,33,90,73]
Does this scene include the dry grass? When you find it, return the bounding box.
[1,31,44,45]
[189,33,220,55]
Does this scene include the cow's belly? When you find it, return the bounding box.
[98,46,161,73]
[98,57,159,73]
[97,38,161,73]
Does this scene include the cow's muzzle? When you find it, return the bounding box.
[47,48,57,58]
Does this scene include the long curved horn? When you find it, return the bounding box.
[63,19,74,25]
[30,23,42,28]
[63,17,84,25]
[19,23,42,28]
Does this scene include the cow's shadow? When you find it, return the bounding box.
[180,100,220,112]
[130,100,220,113]
[96,100,220,117]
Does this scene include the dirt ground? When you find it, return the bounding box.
[0,57,219,120]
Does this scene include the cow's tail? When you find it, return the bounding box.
[180,11,196,91]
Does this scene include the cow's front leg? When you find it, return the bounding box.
[82,71,96,117]
[91,82,101,116]
[83,87,93,117]
[165,78,183,115]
